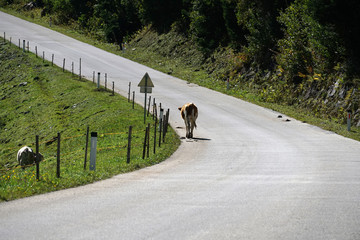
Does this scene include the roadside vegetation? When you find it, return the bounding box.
[0,41,180,201]
[1,0,359,142]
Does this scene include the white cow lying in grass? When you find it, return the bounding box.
[17,146,43,168]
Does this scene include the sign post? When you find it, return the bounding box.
[90,132,97,171]
[138,72,154,123]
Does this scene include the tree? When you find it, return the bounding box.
[94,0,141,44]
[309,0,360,76]
[141,0,183,32]
[190,0,227,55]
[277,0,344,83]
[235,0,290,69]
[221,0,246,50]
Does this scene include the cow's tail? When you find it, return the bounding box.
[191,108,197,129]
[193,116,197,129]
[184,108,189,126]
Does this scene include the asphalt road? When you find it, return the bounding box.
[1,11,360,240]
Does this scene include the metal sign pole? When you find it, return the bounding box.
[138,72,154,124]
[90,132,97,171]
[144,75,147,124]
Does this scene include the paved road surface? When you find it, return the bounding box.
[1,11,360,240]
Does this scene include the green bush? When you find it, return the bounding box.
[236,0,287,69]
[190,0,226,55]
[277,0,344,84]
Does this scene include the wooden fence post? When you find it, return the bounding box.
[63,58,65,72]
[162,116,166,143]
[128,82,131,102]
[159,117,162,147]
[159,108,164,147]
[142,125,148,159]
[154,103,157,122]
[154,119,157,154]
[166,108,170,131]
[127,126,132,164]
[36,135,40,180]
[112,81,115,96]
[147,96,151,117]
[147,123,150,158]
[105,73,107,90]
[152,98,156,120]
[132,91,135,109]
[79,58,82,80]
[52,54,54,66]
[163,108,170,142]
[57,132,61,178]
[84,126,89,170]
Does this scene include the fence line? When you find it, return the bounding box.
[1,33,128,96]
[1,34,172,177]
[0,129,147,157]
[1,117,170,173]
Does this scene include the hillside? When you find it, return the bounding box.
[123,28,360,135]
[1,1,359,140]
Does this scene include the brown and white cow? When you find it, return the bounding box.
[178,103,198,138]
[17,146,43,168]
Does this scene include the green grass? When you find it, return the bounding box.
[2,6,359,143]
[1,6,359,203]
[121,42,360,141]
[0,40,180,202]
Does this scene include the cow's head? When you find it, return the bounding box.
[36,152,44,162]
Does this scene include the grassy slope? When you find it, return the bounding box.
[122,29,360,141]
[1,7,359,139]
[0,5,359,202]
[0,41,180,201]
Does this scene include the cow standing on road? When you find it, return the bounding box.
[178,103,198,139]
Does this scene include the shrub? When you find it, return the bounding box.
[277,0,344,84]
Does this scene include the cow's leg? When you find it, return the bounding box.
[190,118,197,138]
[185,118,191,138]
[189,122,195,138]
[186,122,190,138]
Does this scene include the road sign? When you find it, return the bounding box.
[138,72,155,123]
[138,72,154,93]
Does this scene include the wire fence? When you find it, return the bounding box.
[1,32,172,179]
[1,32,117,94]
[0,112,170,177]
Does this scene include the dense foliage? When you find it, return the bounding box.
[2,0,360,83]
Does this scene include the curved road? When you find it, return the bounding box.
[1,11,360,239]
